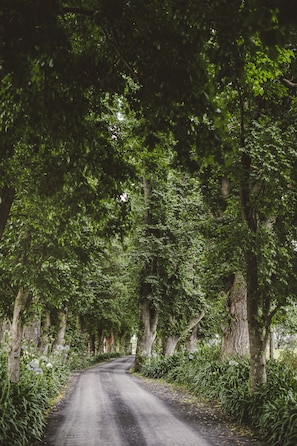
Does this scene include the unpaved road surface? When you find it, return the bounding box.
[39,356,266,446]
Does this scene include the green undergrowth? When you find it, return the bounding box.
[141,346,297,446]
[0,345,122,446]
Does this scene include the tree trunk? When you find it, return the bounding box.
[105,329,115,352]
[238,103,268,391]
[8,288,31,383]
[188,323,200,352]
[89,334,96,356]
[220,273,249,359]
[39,310,52,355]
[23,297,41,347]
[134,176,159,371]
[97,329,105,353]
[269,329,275,360]
[135,299,158,371]
[23,318,41,346]
[163,335,180,356]
[56,308,67,347]
[184,311,205,350]
[246,249,267,392]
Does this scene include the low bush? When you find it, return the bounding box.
[140,346,297,446]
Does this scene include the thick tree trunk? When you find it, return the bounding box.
[97,329,105,353]
[135,299,158,370]
[56,308,67,347]
[8,288,31,383]
[23,318,41,346]
[246,249,267,392]
[163,335,180,356]
[89,334,96,356]
[23,297,41,347]
[105,329,115,352]
[220,273,249,359]
[39,310,52,355]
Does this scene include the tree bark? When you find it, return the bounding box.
[39,310,52,355]
[134,300,159,371]
[269,329,275,360]
[163,334,180,356]
[89,334,96,355]
[184,312,205,349]
[220,273,249,359]
[8,288,31,383]
[188,323,199,352]
[56,308,67,346]
[97,328,105,353]
[105,329,115,352]
[7,227,32,382]
[23,297,41,346]
[246,247,267,391]
[135,298,158,370]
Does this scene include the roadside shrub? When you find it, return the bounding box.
[141,352,186,379]
[89,351,122,364]
[140,345,297,446]
[218,358,251,422]
[0,346,70,446]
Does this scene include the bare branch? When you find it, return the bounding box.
[282,78,297,88]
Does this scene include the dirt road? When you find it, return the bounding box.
[40,356,265,446]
